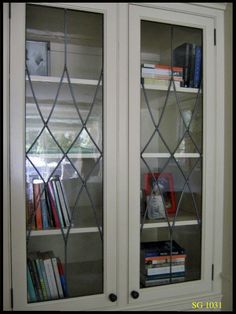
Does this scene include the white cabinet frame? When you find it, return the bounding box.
[3,2,226,311]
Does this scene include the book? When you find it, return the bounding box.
[141,240,186,257]
[140,272,185,287]
[51,179,65,228]
[173,42,192,87]
[47,181,61,228]
[27,265,37,302]
[144,255,186,265]
[189,43,196,87]
[27,254,44,301]
[39,183,49,229]
[49,252,64,298]
[26,182,35,229]
[40,251,59,299]
[193,46,202,88]
[38,257,52,300]
[33,179,43,230]
[57,258,68,297]
[27,258,40,301]
[144,264,185,276]
[55,179,70,227]
[34,257,48,300]
[143,78,181,88]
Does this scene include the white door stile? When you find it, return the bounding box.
[10,3,118,310]
[10,3,28,310]
[128,4,216,304]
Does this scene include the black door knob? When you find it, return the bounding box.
[109,293,117,302]
[131,290,139,299]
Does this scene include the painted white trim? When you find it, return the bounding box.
[117,3,129,308]
[3,3,12,311]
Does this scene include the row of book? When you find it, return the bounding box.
[141,64,183,88]
[27,251,68,302]
[26,176,72,230]
[140,240,186,287]
[173,42,202,88]
[141,42,202,90]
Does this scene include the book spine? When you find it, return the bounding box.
[189,43,196,87]
[27,258,40,301]
[31,258,44,301]
[35,258,48,300]
[40,184,49,229]
[51,180,65,227]
[60,181,71,221]
[51,257,64,298]
[39,258,51,300]
[43,258,59,299]
[26,182,35,230]
[144,254,186,263]
[33,182,43,230]
[145,265,185,276]
[143,78,181,88]
[193,46,202,88]
[145,261,185,268]
[57,258,68,297]
[47,181,61,228]
[27,265,37,302]
[55,179,70,227]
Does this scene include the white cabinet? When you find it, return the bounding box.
[4,2,226,311]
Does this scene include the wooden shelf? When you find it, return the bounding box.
[142,153,200,158]
[144,83,200,94]
[28,226,102,236]
[141,210,199,229]
[26,75,101,86]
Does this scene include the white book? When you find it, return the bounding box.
[146,265,185,276]
[43,258,59,299]
[55,180,70,227]
[51,257,64,298]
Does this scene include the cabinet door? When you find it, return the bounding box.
[10,3,117,310]
[129,4,215,303]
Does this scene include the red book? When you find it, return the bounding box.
[33,180,43,230]
[47,181,61,228]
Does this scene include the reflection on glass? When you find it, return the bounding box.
[140,20,203,288]
[25,4,103,302]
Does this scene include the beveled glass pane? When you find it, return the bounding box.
[25,4,104,302]
[140,20,203,288]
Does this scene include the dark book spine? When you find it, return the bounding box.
[27,258,41,301]
[193,46,202,88]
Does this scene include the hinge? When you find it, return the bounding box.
[214,29,216,46]
[10,288,13,309]
[212,264,214,281]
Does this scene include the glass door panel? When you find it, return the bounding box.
[140,20,203,288]
[25,4,104,302]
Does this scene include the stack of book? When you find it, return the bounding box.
[141,64,184,88]
[27,250,68,302]
[140,240,186,287]
[26,177,72,230]
[173,42,202,88]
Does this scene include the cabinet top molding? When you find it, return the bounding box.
[132,2,227,11]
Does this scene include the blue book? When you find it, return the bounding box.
[193,46,202,88]
[27,265,37,302]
